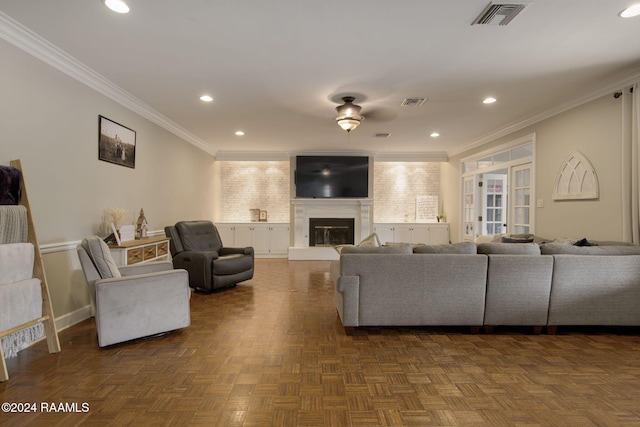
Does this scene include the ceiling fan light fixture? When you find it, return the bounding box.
[337,118,361,132]
[335,96,364,133]
[103,0,130,14]
[620,3,640,18]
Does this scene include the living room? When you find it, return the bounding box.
[2,1,640,425]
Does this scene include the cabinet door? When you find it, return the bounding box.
[234,225,254,248]
[216,224,236,246]
[410,225,430,245]
[428,224,450,244]
[393,225,413,244]
[269,225,290,256]
[252,226,271,255]
[373,224,395,245]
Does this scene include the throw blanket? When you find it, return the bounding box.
[0,205,28,244]
[0,204,41,358]
[0,165,22,205]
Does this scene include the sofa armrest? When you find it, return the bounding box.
[172,251,218,290]
[119,261,173,276]
[335,275,360,327]
[94,269,190,347]
[220,247,254,257]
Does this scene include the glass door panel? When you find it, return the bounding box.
[511,164,532,234]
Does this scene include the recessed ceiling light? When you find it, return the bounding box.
[103,0,129,14]
[199,95,213,102]
[430,132,440,138]
[235,131,245,136]
[620,4,640,18]
[483,97,497,104]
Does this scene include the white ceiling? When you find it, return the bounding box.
[2,0,640,157]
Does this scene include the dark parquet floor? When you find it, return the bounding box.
[2,259,640,426]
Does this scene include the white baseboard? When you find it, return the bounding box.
[55,304,92,332]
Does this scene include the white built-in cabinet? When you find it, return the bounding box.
[215,223,290,258]
[373,223,450,245]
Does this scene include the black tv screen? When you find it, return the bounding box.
[295,156,369,198]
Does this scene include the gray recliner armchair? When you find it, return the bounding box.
[164,220,254,292]
[77,236,191,347]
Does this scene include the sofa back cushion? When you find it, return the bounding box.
[541,243,640,255]
[341,244,413,254]
[175,220,222,252]
[80,236,121,279]
[413,242,476,254]
[477,242,541,255]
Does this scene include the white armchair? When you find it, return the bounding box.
[77,236,191,347]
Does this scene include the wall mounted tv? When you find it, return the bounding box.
[295,156,369,198]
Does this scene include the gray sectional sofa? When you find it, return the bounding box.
[330,242,640,334]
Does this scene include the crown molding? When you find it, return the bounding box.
[0,12,215,156]
[374,152,448,162]
[214,151,291,161]
[450,66,640,157]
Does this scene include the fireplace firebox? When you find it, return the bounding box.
[309,218,355,247]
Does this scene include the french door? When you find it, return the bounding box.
[482,174,507,235]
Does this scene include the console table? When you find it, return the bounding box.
[108,236,170,266]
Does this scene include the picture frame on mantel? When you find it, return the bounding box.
[98,115,136,169]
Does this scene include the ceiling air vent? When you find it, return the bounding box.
[400,97,427,107]
[373,133,390,138]
[472,2,528,26]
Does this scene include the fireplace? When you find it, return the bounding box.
[309,218,355,247]
[289,198,373,260]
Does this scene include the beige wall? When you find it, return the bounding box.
[0,40,216,324]
[445,93,625,242]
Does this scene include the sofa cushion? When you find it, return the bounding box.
[501,236,534,243]
[540,243,640,255]
[341,244,413,254]
[81,236,121,279]
[477,242,541,255]
[213,253,253,275]
[413,242,477,254]
[334,232,381,253]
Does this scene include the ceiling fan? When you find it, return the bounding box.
[334,95,400,133]
[335,96,364,133]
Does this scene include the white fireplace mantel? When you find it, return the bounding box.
[289,198,373,260]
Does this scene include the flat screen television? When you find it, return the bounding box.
[295,156,369,198]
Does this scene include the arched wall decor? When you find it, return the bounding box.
[552,151,599,200]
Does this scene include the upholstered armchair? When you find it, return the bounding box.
[77,236,191,347]
[164,220,254,292]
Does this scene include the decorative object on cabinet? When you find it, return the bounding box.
[416,195,439,222]
[135,208,148,239]
[0,159,60,382]
[249,209,260,222]
[107,236,170,266]
[77,236,190,347]
[118,224,135,242]
[259,210,268,222]
[98,115,136,169]
[165,220,255,292]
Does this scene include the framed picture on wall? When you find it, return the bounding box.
[98,115,136,169]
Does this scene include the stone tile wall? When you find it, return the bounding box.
[219,161,290,222]
[218,160,440,223]
[373,162,441,223]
